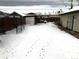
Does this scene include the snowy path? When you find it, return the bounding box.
[0,22,79,59]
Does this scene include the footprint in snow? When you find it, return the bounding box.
[26,47,33,56]
[39,47,47,59]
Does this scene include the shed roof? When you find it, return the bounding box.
[26,13,36,16]
[60,6,79,15]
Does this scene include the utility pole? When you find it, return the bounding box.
[70,0,73,9]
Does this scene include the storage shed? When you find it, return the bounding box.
[60,10,79,32]
[25,13,36,25]
[8,11,26,32]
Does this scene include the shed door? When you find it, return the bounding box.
[67,16,73,30]
[73,16,77,31]
[26,17,35,25]
[67,15,76,31]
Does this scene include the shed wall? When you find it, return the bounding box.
[60,12,79,32]
[75,13,79,32]
[60,15,68,28]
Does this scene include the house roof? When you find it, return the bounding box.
[9,11,26,16]
[0,11,8,16]
[0,11,5,15]
[16,12,26,16]
[10,12,21,16]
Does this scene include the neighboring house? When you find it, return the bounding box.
[9,11,26,25]
[60,10,79,32]
[0,11,9,33]
[8,11,26,32]
[0,11,26,33]
[25,13,36,25]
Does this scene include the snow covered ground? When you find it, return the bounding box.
[0,22,79,59]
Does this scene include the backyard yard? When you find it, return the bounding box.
[0,22,79,59]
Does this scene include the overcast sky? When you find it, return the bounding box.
[0,0,60,1]
[0,0,78,6]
